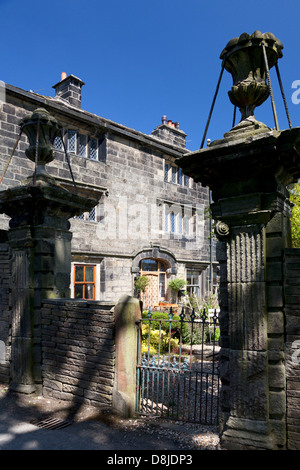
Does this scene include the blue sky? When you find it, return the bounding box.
[1,0,300,151]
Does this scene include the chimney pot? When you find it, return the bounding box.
[162,115,167,125]
[61,72,67,81]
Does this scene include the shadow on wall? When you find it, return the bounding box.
[40,295,142,422]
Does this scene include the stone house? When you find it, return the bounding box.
[0,73,216,309]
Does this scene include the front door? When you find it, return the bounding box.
[139,258,166,308]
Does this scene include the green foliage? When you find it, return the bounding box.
[134,275,150,292]
[168,278,186,292]
[141,324,179,355]
[142,311,187,338]
[289,183,300,247]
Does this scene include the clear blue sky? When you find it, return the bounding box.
[1,0,300,151]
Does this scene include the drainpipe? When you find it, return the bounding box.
[209,189,213,293]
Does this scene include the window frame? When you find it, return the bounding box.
[73,264,96,300]
[164,204,192,236]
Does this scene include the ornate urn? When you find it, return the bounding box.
[220,31,283,121]
[20,107,62,182]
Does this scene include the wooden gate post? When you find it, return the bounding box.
[113,295,142,418]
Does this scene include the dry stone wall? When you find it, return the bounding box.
[41,299,115,408]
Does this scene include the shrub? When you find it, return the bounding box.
[141,324,179,355]
[142,311,188,339]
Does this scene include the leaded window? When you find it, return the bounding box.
[68,129,77,153]
[88,207,96,222]
[164,163,169,182]
[89,138,98,160]
[171,166,177,184]
[79,134,87,157]
[54,135,63,150]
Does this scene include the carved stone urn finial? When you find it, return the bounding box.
[20,108,62,183]
[220,31,283,122]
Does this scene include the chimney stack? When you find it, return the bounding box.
[53,73,85,109]
[151,115,187,149]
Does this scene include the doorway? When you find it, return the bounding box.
[139,258,167,308]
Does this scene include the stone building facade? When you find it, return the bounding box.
[0,74,216,309]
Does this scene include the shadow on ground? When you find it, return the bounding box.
[0,385,221,451]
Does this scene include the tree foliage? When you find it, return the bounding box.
[289,183,300,247]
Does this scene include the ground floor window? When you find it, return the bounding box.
[74,264,96,300]
[186,269,208,299]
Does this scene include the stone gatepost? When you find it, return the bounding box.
[113,295,142,418]
[177,32,300,449]
[0,108,102,394]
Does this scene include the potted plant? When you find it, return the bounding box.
[168,278,186,303]
[134,275,150,293]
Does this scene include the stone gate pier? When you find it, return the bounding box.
[178,31,300,450]
[0,108,102,394]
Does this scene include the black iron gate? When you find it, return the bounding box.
[136,307,220,424]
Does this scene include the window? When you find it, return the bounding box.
[163,202,194,237]
[89,137,98,160]
[88,207,96,222]
[164,163,169,182]
[74,264,96,299]
[186,270,200,297]
[79,134,87,157]
[74,206,97,222]
[68,129,77,153]
[54,135,63,150]
[178,168,183,185]
[141,259,158,271]
[61,128,99,161]
[186,269,208,298]
[171,166,177,184]
[164,161,190,187]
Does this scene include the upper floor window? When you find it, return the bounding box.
[89,137,98,160]
[164,162,190,187]
[79,133,87,157]
[164,203,193,236]
[74,206,97,222]
[55,128,99,161]
[68,129,77,153]
[54,135,63,150]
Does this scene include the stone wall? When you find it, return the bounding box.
[284,248,300,450]
[41,299,115,409]
[0,231,11,384]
